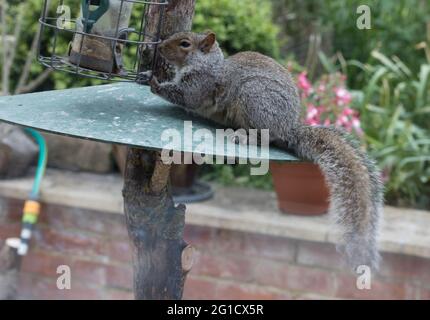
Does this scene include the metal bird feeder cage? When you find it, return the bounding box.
[37,0,168,82]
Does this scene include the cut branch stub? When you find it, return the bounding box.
[123,148,192,299]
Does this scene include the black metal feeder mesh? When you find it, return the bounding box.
[37,0,167,82]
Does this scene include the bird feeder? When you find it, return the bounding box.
[38,0,167,81]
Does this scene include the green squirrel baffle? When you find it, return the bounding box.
[0,83,297,162]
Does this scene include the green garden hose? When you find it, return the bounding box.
[25,128,47,199]
[16,128,47,255]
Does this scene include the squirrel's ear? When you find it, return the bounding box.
[199,32,216,53]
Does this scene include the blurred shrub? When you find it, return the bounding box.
[200,164,274,191]
[351,52,430,208]
[193,0,280,57]
[1,0,52,93]
[321,0,430,87]
[271,0,430,87]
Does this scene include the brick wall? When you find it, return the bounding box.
[0,198,429,300]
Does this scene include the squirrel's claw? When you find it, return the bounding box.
[136,71,152,85]
[149,76,161,94]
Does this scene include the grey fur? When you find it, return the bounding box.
[150,32,383,271]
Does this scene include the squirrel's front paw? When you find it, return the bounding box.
[149,76,161,94]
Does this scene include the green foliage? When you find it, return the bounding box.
[319,0,430,87]
[193,0,280,57]
[200,164,273,191]
[0,0,101,93]
[351,52,430,208]
[1,1,48,92]
[271,0,430,87]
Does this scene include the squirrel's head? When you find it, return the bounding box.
[158,31,223,69]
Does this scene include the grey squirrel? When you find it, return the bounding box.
[149,31,383,271]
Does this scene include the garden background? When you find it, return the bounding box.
[2,0,429,209]
[1,0,430,301]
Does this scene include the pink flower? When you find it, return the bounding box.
[298,72,312,95]
[317,84,326,93]
[317,105,326,114]
[352,117,363,135]
[342,107,355,116]
[307,119,320,126]
[336,114,352,129]
[334,87,352,106]
[306,104,318,119]
[295,70,362,137]
[305,104,321,126]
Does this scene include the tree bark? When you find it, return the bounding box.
[140,0,196,81]
[123,0,196,300]
[123,150,195,299]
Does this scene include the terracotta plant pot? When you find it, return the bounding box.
[270,161,330,216]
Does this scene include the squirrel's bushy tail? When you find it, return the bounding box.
[288,125,383,271]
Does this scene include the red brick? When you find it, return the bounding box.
[41,205,128,239]
[242,233,297,262]
[36,227,106,258]
[0,223,21,240]
[286,265,336,296]
[105,289,134,300]
[213,229,245,253]
[404,284,419,300]
[215,281,278,300]
[184,225,215,249]
[21,251,72,278]
[335,274,407,300]
[296,241,343,270]
[18,273,102,300]
[378,252,430,286]
[419,287,430,300]
[294,293,337,300]
[252,259,288,289]
[191,251,254,282]
[271,291,294,300]
[106,264,133,290]
[106,239,132,263]
[0,198,23,222]
[213,229,296,262]
[73,259,108,286]
[183,276,217,300]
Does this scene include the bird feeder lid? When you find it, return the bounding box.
[0,83,297,161]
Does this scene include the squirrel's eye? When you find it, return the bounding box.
[179,41,191,48]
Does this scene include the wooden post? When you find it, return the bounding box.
[122,0,196,300]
